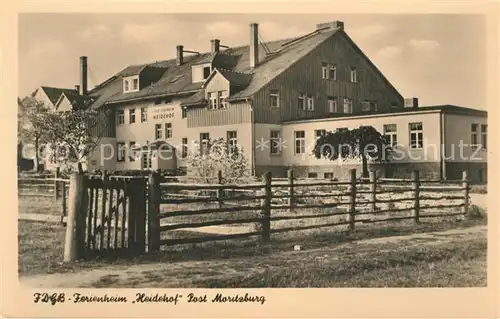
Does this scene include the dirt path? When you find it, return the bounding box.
[19,224,486,288]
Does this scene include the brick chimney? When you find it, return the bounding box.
[316,21,344,31]
[404,97,419,108]
[79,56,88,96]
[176,45,184,66]
[211,39,220,53]
[250,23,259,68]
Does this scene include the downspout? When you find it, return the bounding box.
[246,98,256,176]
[440,111,446,181]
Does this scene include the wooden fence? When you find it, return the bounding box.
[62,168,470,261]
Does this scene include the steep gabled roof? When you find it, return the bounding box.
[40,86,78,105]
[202,68,253,89]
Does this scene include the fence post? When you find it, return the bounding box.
[369,170,377,213]
[54,167,60,200]
[217,170,223,208]
[148,172,161,253]
[412,170,420,223]
[348,169,356,231]
[64,172,85,262]
[260,172,272,246]
[287,169,295,211]
[461,170,470,217]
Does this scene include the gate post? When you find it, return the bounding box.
[64,172,86,262]
[148,172,161,252]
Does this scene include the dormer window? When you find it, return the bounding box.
[123,75,140,93]
[192,63,212,83]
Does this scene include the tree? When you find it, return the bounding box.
[186,138,250,184]
[17,96,50,172]
[312,125,392,178]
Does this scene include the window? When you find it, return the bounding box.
[155,124,162,140]
[270,90,280,108]
[154,99,162,105]
[117,110,125,125]
[227,131,238,154]
[361,101,371,112]
[324,172,334,179]
[181,138,188,158]
[129,108,136,124]
[308,172,318,178]
[294,131,306,155]
[471,124,479,148]
[270,130,282,155]
[321,63,328,79]
[343,98,353,114]
[203,66,211,79]
[117,142,126,162]
[337,127,348,133]
[132,78,139,90]
[200,133,210,155]
[383,124,398,147]
[123,80,130,92]
[481,124,487,150]
[129,141,136,161]
[298,93,306,111]
[329,65,337,80]
[164,97,173,104]
[307,95,314,111]
[350,67,357,83]
[208,92,218,110]
[182,108,187,118]
[141,108,147,123]
[165,123,172,139]
[219,91,228,109]
[328,97,338,113]
[409,122,423,149]
[315,129,326,140]
[141,152,152,170]
[371,101,378,112]
[123,76,139,93]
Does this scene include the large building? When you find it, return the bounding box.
[34,20,488,182]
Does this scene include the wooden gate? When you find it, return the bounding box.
[83,175,147,258]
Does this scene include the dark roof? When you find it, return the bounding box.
[40,86,78,105]
[282,104,487,123]
[87,27,341,108]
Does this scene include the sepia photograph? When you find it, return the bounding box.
[16,12,489,291]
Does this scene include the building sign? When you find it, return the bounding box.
[152,106,175,120]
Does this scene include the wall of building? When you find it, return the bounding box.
[251,31,404,124]
[114,98,187,170]
[57,96,73,112]
[187,101,252,128]
[86,137,117,172]
[443,113,488,163]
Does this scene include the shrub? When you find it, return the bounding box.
[467,204,486,220]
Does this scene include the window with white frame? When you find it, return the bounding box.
[132,78,139,90]
[308,172,318,178]
[343,98,353,114]
[270,130,282,155]
[123,80,130,92]
[307,95,314,111]
[324,172,334,179]
[328,97,338,113]
[129,141,136,161]
[203,66,211,79]
[227,131,238,154]
[481,124,487,150]
[350,67,357,83]
[321,63,328,79]
[383,124,398,147]
[117,142,126,162]
[294,131,306,155]
[165,123,172,139]
[330,65,337,80]
[123,76,139,93]
[155,124,162,140]
[208,92,218,110]
[117,110,125,125]
[315,129,326,140]
[182,108,187,118]
[200,133,210,155]
[270,90,280,108]
[409,122,424,149]
[181,138,188,158]
[298,93,306,111]
[471,124,479,148]
[219,91,227,109]
[141,152,152,169]
[141,108,147,123]
[129,108,136,124]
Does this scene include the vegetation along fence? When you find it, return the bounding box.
[60,168,470,261]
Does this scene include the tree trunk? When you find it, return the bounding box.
[361,153,369,179]
[34,135,40,172]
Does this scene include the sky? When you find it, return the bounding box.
[18,13,487,110]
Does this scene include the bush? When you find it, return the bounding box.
[467,204,486,220]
